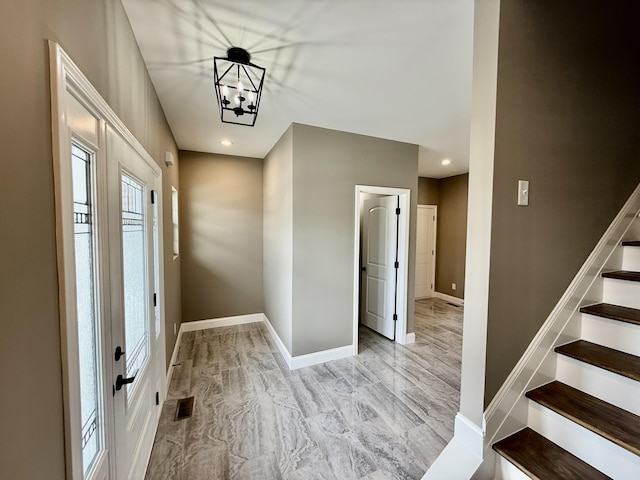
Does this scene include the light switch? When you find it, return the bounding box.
[518,180,529,206]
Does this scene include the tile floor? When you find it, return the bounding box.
[145,298,463,479]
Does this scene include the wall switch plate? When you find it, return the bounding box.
[518,180,529,206]
[452,283,457,290]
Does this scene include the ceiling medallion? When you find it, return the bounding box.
[213,47,265,127]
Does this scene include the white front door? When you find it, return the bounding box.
[107,127,163,480]
[415,205,437,298]
[361,195,399,340]
[51,43,165,480]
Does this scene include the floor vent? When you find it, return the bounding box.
[174,396,194,420]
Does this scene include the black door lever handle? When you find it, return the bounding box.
[115,369,139,391]
[114,346,125,361]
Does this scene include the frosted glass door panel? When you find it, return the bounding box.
[121,173,148,396]
[71,144,103,476]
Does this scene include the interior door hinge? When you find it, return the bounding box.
[151,190,156,204]
[394,261,399,269]
[155,391,160,406]
[393,313,398,321]
[433,215,435,221]
[396,207,401,215]
[153,293,157,307]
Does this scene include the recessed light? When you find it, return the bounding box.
[441,159,451,166]
[220,139,233,146]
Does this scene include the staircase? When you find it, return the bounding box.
[492,233,640,479]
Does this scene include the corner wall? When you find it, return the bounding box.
[485,0,640,405]
[0,0,180,477]
[179,151,263,322]
[263,126,294,353]
[291,124,419,356]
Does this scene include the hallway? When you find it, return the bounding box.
[145,298,463,479]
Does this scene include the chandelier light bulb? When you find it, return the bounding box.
[222,85,229,98]
[234,95,241,106]
[248,91,255,104]
[237,81,244,93]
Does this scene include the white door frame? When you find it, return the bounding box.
[416,205,438,299]
[353,185,411,353]
[49,41,166,480]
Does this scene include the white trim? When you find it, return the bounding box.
[165,325,183,388]
[484,180,640,447]
[434,291,465,306]
[262,314,293,367]
[403,332,416,345]
[421,436,483,480]
[455,412,485,458]
[290,345,354,369]
[353,185,411,353]
[180,313,264,332]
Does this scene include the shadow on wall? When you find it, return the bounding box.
[418,174,469,300]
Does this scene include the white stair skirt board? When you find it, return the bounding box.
[527,401,640,479]
[421,436,483,480]
[581,314,640,357]
[555,355,640,416]
[434,291,464,306]
[493,455,531,480]
[603,278,640,310]
[483,182,640,449]
[262,314,354,370]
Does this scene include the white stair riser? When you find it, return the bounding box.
[602,277,640,309]
[622,246,640,270]
[581,314,640,357]
[556,355,640,415]
[493,455,530,480]
[528,402,640,480]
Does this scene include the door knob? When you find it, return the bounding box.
[114,346,125,361]
[362,267,367,272]
[115,369,139,391]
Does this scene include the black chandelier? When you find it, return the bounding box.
[213,47,265,127]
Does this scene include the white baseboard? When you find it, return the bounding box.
[434,291,465,306]
[290,344,354,369]
[166,313,264,386]
[180,313,264,332]
[422,435,483,480]
[455,412,485,458]
[168,313,357,381]
[262,314,293,367]
[404,332,416,344]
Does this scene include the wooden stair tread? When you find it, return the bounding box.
[493,427,611,480]
[580,303,640,326]
[526,381,640,455]
[601,270,640,282]
[555,340,640,382]
[622,240,640,247]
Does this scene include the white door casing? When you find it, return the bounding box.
[50,42,165,480]
[416,205,437,299]
[361,195,400,340]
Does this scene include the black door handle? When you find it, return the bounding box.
[114,346,125,361]
[115,369,139,391]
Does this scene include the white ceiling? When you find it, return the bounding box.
[122,0,474,178]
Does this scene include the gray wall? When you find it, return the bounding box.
[0,0,181,477]
[263,126,294,352]
[418,177,441,205]
[418,175,468,300]
[179,151,263,322]
[436,174,469,299]
[292,124,419,356]
[485,0,640,405]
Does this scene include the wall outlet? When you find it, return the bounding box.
[173,323,177,335]
[452,283,457,290]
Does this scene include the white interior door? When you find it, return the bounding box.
[416,206,437,298]
[361,196,399,340]
[107,127,163,480]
